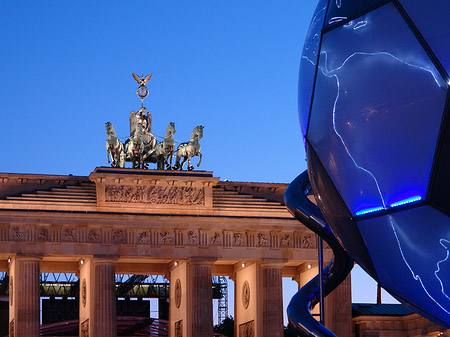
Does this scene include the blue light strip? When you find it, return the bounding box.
[356,207,385,216]
[390,196,422,208]
[356,196,423,217]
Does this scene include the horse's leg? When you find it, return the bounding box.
[106,142,111,164]
[187,156,194,171]
[197,152,202,167]
[174,151,181,170]
[180,156,188,170]
[167,150,174,170]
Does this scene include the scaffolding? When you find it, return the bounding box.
[217,276,228,323]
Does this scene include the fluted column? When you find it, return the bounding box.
[261,263,283,337]
[189,260,213,337]
[324,274,352,336]
[79,258,117,337]
[9,256,41,337]
[93,261,117,336]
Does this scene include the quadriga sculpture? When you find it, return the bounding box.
[173,125,204,171]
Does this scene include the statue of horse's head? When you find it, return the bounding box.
[168,122,176,135]
[191,125,204,140]
[105,122,116,137]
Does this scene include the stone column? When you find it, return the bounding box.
[79,258,117,337]
[261,263,283,337]
[8,255,41,337]
[234,262,260,337]
[324,274,352,336]
[292,264,320,317]
[169,259,214,337]
[188,259,213,337]
[169,261,188,337]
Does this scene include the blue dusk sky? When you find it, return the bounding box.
[0,0,396,323]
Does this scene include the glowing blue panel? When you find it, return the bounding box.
[325,0,386,28]
[358,206,450,326]
[400,0,450,77]
[307,3,447,216]
[298,0,328,137]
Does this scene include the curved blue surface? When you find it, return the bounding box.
[307,3,447,217]
[399,0,450,78]
[357,206,450,326]
[325,0,385,28]
[299,0,328,137]
[296,0,450,329]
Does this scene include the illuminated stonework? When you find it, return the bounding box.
[0,168,347,336]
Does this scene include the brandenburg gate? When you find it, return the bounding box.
[0,167,350,337]
[0,74,351,336]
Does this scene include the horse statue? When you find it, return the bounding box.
[144,122,176,170]
[173,125,204,171]
[105,122,125,168]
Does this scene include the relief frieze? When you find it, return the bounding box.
[0,223,316,252]
[104,185,205,205]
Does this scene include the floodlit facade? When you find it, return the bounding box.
[0,168,350,337]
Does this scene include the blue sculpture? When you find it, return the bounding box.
[298,0,450,329]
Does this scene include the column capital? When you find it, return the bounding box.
[260,259,286,268]
[90,255,119,265]
[12,254,43,262]
[188,257,216,265]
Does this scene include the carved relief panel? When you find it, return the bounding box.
[36,227,49,242]
[112,229,126,244]
[175,320,183,337]
[9,226,25,241]
[185,230,199,245]
[233,232,246,247]
[136,230,150,244]
[159,231,175,245]
[242,281,250,309]
[239,320,254,337]
[104,185,205,205]
[81,319,89,337]
[87,228,101,243]
[209,231,223,246]
[61,227,75,242]
[280,233,293,247]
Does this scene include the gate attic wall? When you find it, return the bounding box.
[0,168,337,337]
